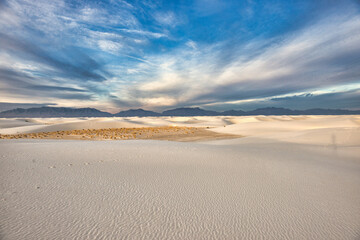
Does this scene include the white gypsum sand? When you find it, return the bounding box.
[0,115,359,239]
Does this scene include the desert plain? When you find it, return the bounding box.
[0,115,360,239]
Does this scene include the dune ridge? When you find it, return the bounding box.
[1,115,360,239]
[1,115,359,146]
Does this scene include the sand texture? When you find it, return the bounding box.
[0,115,360,239]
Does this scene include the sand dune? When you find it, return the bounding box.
[0,118,42,129]
[0,118,145,134]
[1,115,360,239]
[1,115,360,146]
[211,115,360,146]
[280,127,360,146]
[1,139,359,239]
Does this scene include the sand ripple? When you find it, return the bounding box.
[0,140,359,239]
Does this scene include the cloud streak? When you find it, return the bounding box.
[0,0,359,111]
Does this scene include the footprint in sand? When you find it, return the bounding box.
[68,164,73,167]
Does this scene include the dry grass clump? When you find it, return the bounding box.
[0,126,197,141]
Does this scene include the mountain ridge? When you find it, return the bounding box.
[0,107,112,118]
[114,108,161,117]
[0,106,359,118]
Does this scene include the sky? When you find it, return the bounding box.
[0,0,360,113]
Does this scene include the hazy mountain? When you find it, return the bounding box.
[162,107,298,116]
[114,109,161,117]
[0,107,112,118]
[0,106,359,118]
[221,110,247,116]
[162,107,219,116]
[246,107,300,115]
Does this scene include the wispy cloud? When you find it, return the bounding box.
[0,0,359,111]
[153,11,181,27]
[117,29,167,39]
[114,6,360,110]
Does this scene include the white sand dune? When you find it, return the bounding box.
[0,118,42,129]
[0,138,359,239]
[211,115,360,146]
[0,118,147,134]
[1,115,359,146]
[1,115,360,239]
[32,118,146,133]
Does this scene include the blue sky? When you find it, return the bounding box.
[0,0,359,112]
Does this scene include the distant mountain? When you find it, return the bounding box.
[0,106,359,118]
[0,107,112,118]
[221,110,247,116]
[114,108,161,117]
[246,107,300,115]
[162,107,219,116]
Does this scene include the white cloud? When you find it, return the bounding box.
[119,29,167,39]
[1,0,359,111]
[153,11,179,26]
[127,68,139,74]
[0,3,21,27]
[98,40,123,53]
[116,10,360,109]
[186,40,197,50]
[140,97,177,107]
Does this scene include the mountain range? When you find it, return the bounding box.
[0,106,359,118]
[0,107,111,118]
